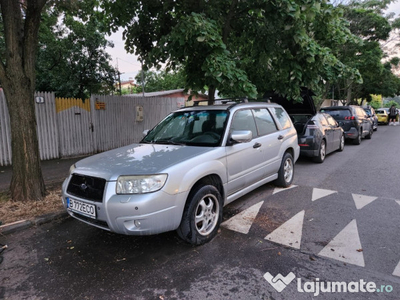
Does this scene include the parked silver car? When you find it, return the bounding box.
[62,101,300,245]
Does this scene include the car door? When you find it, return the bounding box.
[318,114,334,153]
[325,114,341,150]
[225,109,266,196]
[252,108,282,176]
[357,107,371,137]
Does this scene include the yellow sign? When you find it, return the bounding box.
[95,101,106,110]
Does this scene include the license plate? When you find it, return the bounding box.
[67,197,96,219]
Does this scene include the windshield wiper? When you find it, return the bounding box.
[153,139,185,146]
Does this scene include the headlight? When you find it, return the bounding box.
[116,174,168,194]
[69,164,76,175]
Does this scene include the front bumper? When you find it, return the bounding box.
[62,178,188,235]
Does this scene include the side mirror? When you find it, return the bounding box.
[230,130,252,144]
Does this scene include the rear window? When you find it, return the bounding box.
[320,109,351,120]
[376,110,386,114]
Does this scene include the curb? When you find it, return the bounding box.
[0,211,69,235]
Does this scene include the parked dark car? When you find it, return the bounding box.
[362,106,378,131]
[320,105,373,145]
[267,90,345,163]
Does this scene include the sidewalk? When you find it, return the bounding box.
[0,156,87,192]
[0,156,88,234]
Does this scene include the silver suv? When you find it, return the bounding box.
[62,102,300,245]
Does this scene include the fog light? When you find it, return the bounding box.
[134,220,141,227]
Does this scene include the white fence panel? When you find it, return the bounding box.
[0,90,11,166]
[56,98,94,157]
[35,92,59,161]
[91,95,182,153]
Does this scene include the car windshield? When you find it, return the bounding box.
[141,110,228,146]
[363,108,371,114]
[320,109,351,120]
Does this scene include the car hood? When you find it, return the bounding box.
[264,88,316,115]
[73,143,214,181]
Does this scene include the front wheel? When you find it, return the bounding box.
[365,127,373,139]
[177,185,222,245]
[275,152,294,187]
[313,139,326,163]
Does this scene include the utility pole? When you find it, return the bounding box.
[141,62,145,97]
[116,58,122,95]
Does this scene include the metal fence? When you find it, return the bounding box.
[0,91,183,166]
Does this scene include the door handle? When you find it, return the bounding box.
[253,142,262,149]
[278,135,284,140]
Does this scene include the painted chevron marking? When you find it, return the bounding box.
[272,185,298,195]
[352,194,378,210]
[221,201,264,234]
[318,219,365,267]
[312,188,337,201]
[393,260,400,277]
[264,210,305,249]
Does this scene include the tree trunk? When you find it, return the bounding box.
[208,85,216,105]
[0,0,48,201]
[3,81,46,201]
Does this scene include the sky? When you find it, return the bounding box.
[106,1,400,82]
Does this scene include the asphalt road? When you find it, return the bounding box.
[1,124,400,299]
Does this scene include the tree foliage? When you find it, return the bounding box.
[134,68,185,93]
[328,0,400,104]
[36,1,117,99]
[102,0,361,102]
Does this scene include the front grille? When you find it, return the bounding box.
[67,174,106,203]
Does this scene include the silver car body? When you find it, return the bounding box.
[61,102,300,236]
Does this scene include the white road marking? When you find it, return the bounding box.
[393,260,400,277]
[312,188,337,201]
[318,219,365,267]
[221,201,264,234]
[396,200,400,206]
[272,185,298,195]
[264,210,305,249]
[352,194,378,210]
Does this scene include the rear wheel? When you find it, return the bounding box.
[275,152,294,187]
[338,134,345,152]
[353,128,362,145]
[313,139,326,163]
[177,185,222,245]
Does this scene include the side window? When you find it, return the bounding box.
[269,107,291,130]
[326,115,337,126]
[230,109,258,138]
[252,108,278,136]
[356,108,365,118]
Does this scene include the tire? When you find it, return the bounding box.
[313,139,326,163]
[353,128,361,145]
[365,127,373,139]
[275,152,294,187]
[177,185,223,245]
[337,134,345,152]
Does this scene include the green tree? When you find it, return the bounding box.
[134,68,185,93]
[328,0,400,104]
[103,0,358,103]
[36,1,117,99]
